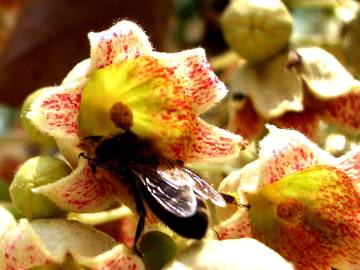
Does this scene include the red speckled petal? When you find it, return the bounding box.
[271,109,320,141]
[320,90,360,135]
[1,219,51,269]
[153,48,228,114]
[215,209,252,240]
[336,145,360,183]
[79,245,144,270]
[228,98,265,140]
[258,126,335,185]
[0,213,144,270]
[27,81,84,147]
[89,20,152,69]
[249,166,360,270]
[184,118,244,163]
[32,158,134,213]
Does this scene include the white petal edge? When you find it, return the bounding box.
[89,20,153,69]
[62,58,91,84]
[296,47,358,99]
[0,212,144,270]
[163,238,294,270]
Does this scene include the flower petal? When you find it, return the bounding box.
[185,118,244,163]
[0,214,144,270]
[258,125,335,185]
[78,55,193,138]
[320,89,360,135]
[215,209,252,240]
[62,58,91,84]
[228,98,265,140]
[78,55,197,160]
[76,244,144,270]
[248,165,360,270]
[89,20,153,69]
[216,162,260,240]
[26,81,84,147]
[163,239,294,270]
[295,47,357,99]
[336,145,360,183]
[0,205,17,238]
[32,158,134,213]
[1,219,53,270]
[153,48,228,114]
[232,52,303,119]
[79,55,242,163]
[219,160,261,195]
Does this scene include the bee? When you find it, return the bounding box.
[81,131,226,253]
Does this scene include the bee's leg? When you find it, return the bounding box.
[127,172,146,257]
[134,196,146,257]
[78,153,116,172]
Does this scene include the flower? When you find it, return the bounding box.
[25,20,243,213]
[163,238,294,270]
[0,205,144,270]
[229,47,360,142]
[216,126,360,270]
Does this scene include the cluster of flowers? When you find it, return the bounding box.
[0,19,359,270]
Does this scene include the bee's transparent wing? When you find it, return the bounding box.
[132,168,197,217]
[158,166,226,207]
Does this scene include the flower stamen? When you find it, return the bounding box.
[110,101,133,130]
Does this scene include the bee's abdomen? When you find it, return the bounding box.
[142,188,209,239]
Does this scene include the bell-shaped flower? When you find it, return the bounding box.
[24,20,243,213]
[229,47,360,141]
[0,205,144,270]
[217,126,360,270]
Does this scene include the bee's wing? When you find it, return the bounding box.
[132,168,197,218]
[158,166,226,207]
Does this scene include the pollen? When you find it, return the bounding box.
[110,101,133,130]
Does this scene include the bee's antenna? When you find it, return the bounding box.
[239,203,251,210]
[221,193,251,210]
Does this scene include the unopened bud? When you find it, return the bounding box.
[10,156,71,219]
[221,0,293,62]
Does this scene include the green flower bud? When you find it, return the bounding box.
[21,88,56,147]
[10,156,71,219]
[139,231,178,270]
[221,0,293,62]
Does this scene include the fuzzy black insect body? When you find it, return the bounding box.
[82,131,226,251]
